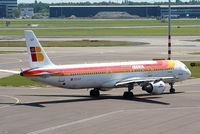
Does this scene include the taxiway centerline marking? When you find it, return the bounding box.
[27,106,200,134]
[27,110,124,134]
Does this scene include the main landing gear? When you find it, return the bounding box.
[90,88,100,97]
[123,83,134,99]
[169,83,175,93]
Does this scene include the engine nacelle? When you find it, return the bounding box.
[142,81,165,94]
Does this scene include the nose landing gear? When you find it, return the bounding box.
[169,83,175,93]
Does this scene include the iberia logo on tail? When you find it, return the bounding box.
[30,47,44,62]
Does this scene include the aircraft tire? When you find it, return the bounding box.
[123,91,134,99]
[90,89,100,97]
[170,88,175,93]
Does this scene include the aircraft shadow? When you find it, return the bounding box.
[12,92,184,107]
[0,92,184,108]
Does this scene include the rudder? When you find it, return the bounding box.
[24,30,54,68]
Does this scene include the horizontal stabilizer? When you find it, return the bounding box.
[0,69,20,74]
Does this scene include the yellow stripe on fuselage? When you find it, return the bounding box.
[24,60,177,77]
[167,60,176,69]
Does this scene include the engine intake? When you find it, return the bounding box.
[142,81,165,94]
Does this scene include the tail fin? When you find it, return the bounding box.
[24,30,54,68]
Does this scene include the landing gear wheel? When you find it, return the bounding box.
[170,88,175,93]
[123,83,134,99]
[90,89,100,97]
[169,83,175,94]
[123,91,134,99]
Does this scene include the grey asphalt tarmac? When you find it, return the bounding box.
[0,35,200,134]
[0,79,200,134]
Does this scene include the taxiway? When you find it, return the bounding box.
[0,35,199,134]
[0,79,200,134]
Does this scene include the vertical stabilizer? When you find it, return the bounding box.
[24,30,54,68]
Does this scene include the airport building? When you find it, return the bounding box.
[160,5,200,18]
[0,0,18,17]
[20,8,34,18]
[0,5,7,17]
[49,5,200,18]
[49,5,160,18]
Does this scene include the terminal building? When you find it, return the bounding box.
[0,0,18,17]
[49,5,200,18]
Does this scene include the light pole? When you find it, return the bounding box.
[168,0,172,60]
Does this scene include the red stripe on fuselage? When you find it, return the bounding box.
[23,60,171,76]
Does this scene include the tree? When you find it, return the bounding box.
[12,8,20,18]
[176,0,182,3]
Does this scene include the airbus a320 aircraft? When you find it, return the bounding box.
[0,30,191,99]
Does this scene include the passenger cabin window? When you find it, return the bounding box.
[168,71,173,73]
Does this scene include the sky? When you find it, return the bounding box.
[18,0,189,4]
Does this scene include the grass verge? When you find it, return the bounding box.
[188,52,200,55]
[182,61,200,78]
[0,40,143,47]
[0,74,44,87]
[0,19,200,27]
[0,27,200,36]
[0,51,26,54]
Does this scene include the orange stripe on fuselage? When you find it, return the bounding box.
[23,60,176,77]
[167,60,176,69]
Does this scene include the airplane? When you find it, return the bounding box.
[0,30,191,99]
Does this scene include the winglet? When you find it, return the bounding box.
[24,30,55,68]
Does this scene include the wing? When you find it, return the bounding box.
[115,76,175,87]
[37,72,62,76]
[0,69,20,74]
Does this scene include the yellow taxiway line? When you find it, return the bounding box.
[0,95,20,109]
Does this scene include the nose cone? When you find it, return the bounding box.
[20,72,24,76]
[186,69,192,78]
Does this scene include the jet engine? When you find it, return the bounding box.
[142,81,165,94]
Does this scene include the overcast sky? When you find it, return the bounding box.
[18,0,189,4]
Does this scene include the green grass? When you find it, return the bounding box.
[0,40,139,47]
[0,74,44,87]
[0,19,200,27]
[0,27,199,36]
[182,61,200,78]
[194,39,200,42]
[0,51,25,54]
[189,52,200,55]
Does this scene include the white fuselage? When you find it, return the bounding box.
[27,60,191,90]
